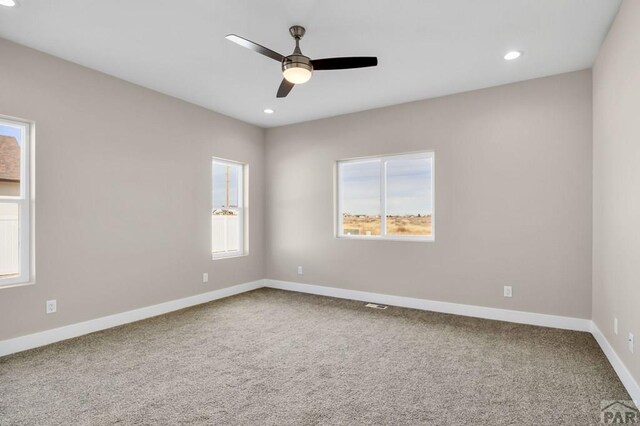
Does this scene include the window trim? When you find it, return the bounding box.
[211,157,248,260]
[0,116,34,288]
[335,151,435,242]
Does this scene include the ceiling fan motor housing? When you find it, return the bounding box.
[282,54,313,74]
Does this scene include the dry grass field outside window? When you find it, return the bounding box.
[342,214,432,236]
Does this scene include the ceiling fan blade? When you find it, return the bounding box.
[277,79,295,98]
[225,34,285,62]
[311,57,378,70]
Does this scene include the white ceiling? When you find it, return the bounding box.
[0,0,621,128]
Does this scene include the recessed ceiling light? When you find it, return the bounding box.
[263,108,274,114]
[504,51,522,61]
[0,0,17,6]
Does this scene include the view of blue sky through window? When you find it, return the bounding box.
[340,157,432,216]
[339,160,381,216]
[212,162,239,209]
[386,157,432,216]
[0,124,22,142]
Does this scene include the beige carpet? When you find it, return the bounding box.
[0,288,631,425]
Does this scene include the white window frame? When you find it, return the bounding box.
[211,157,248,260]
[336,151,435,242]
[0,116,33,288]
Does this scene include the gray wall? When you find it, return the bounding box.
[0,37,597,343]
[265,70,593,319]
[0,38,265,341]
[593,0,640,385]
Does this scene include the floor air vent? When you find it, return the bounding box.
[365,303,388,310]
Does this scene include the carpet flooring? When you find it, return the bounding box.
[0,288,632,425]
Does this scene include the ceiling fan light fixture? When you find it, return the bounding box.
[0,0,17,7]
[283,66,312,84]
[282,55,313,85]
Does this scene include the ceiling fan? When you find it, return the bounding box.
[225,26,378,98]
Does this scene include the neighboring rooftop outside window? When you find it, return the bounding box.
[0,125,21,197]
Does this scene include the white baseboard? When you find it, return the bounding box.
[591,323,640,406]
[265,279,592,332]
[0,279,265,357]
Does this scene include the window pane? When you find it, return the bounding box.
[339,160,381,236]
[0,124,21,197]
[212,162,240,209]
[212,161,242,255]
[0,203,20,277]
[385,157,433,236]
[212,209,240,254]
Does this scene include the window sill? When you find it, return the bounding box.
[211,252,249,260]
[336,235,435,242]
[0,279,35,290]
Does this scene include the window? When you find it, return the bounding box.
[0,117,32,286]
[212,158,247,258]
[337,152,434,241]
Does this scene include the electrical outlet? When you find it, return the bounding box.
[503,286,513,298]
[202,273,209,283]
[46,300,57,314]
[614,317,618,335]
[297,266,303,275]
[629,333,635,354]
